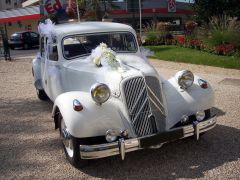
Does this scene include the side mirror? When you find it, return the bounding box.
[49,44,58,61]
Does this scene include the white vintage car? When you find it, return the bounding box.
[32,21,216,167]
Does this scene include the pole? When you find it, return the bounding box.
[139,0,142,43]
[76,0,80,21]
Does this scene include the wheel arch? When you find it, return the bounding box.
[52,105,60,129]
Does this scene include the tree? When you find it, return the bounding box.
[77,0,117,20]
[193,0,240,23]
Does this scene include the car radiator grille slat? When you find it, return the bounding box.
[123,76,165,137]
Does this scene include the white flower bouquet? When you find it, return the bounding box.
[92,43,120,68]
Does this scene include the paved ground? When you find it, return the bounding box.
[9,48,38,60]
[0,58,239,179]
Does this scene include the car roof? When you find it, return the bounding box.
[12,31,38,34]
[54,21,136,37]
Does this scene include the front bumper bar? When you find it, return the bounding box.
[80,115,217,160]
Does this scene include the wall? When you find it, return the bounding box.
[0,0,22,10]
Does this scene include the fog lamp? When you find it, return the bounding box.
[106,129,118,142]
[196,111,205,121]
[121,129,128,138]
[181,115,189,124]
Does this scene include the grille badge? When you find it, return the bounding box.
[112,89,120,98]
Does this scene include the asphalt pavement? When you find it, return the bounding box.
[9,47,38,60]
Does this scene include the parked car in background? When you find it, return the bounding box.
[32,21,217,168]
[9,31,39,50]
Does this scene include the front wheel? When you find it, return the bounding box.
[59,113,88,168]
[36,89,49,101]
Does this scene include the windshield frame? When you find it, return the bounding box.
[61,31,138,60]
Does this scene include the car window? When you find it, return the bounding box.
[24,33,30,38]
[30,32,38,38]
[11,33,21,40]
[62,32,137,60]
[40,37,45,57]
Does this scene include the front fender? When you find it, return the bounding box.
[163,75,214,130]
[52,91,134,138]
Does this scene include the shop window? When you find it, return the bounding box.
[17,21,22,28]
[6,0,11,4]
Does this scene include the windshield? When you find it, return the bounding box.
[11,33,21,40]
[62,32,138,60]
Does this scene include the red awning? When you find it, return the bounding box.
[0,5,42,23]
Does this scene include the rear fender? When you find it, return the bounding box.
[32,53,43,89]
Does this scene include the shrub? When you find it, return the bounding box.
[214,43,235,56]
[176,35,186,46]
[203,16,240,50]
[144,22,174,45]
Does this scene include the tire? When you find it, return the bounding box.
[36,89,49,101]
[59,113,88,168]
[10,45,14,50]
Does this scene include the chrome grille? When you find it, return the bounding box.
[123,77,159,137]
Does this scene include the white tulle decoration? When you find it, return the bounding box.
[140,47,154,59]
[91,43,120,68]
[38,19,56,43]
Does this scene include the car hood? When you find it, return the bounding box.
[61,54,159,93]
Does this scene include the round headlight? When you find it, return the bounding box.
[175,70,194,89]
[91,83,110,105]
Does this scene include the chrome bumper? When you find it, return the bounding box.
[80,115,217,160]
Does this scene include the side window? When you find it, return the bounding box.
[24,32,30,39]
[30,32,38,38]
[47,39,58,61]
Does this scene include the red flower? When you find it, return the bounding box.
[215,44,235,55]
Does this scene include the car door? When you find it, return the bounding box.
[40,36,47,93]
[44,38,62,101]
[24,32,30,45]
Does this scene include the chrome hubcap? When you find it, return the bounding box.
[61,118,74,158]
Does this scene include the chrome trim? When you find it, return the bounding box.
[90,83,110,105]
[119,138,125,160]
[80,116,217,160]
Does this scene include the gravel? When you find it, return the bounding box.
[0,58,239,179]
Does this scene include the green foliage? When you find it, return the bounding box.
[77,0,117,20]
[144,22,173,45]
[193,0,240,23]
[201,16,240,49]
[146,45,240,69]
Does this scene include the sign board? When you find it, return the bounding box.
[43,0,66,15]
[167,0,176,13]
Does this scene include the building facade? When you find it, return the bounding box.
[0,0,23,10]
[0,0,193,38]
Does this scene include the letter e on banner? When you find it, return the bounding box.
[43,0,64,15]
[167,0,176,13]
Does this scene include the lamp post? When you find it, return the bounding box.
[76,0,80,21]
[139,0,142,43]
